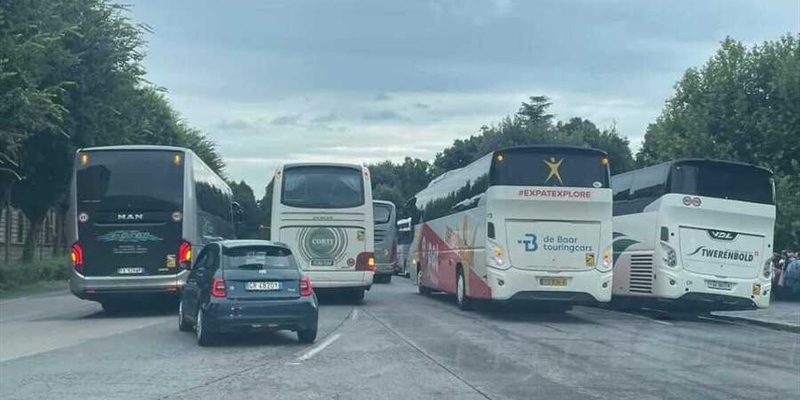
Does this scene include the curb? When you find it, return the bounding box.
[709,313,800,334]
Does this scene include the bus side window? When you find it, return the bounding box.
[612,173,634,216]
[629,165,669,212]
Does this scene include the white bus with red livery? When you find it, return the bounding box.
[409,146,614,311]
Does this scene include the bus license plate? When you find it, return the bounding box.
[540,278,567,287]
[117,267,144,274]
[310,259,334,267]
[707,280,734,291]
[246,281,281,291]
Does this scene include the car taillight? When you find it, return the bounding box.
[178,240,192,267]
[211,278,227,298]
[71,242,84,272]
[300,275,313,296]
[356,252,376,271]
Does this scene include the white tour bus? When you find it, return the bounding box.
[409,145,614,311]
[68,145,242,312]
[396,217,413,277]
[270,162,375,302]
[611,159,776,310]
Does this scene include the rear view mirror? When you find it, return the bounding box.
[231,202,245,223]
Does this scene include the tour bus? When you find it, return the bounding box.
[409,145,614,311]
[68,145,241,312]
[270,162,375,302]
[373,200,398,284]
[396,217,412,276]
[611,159,775,310]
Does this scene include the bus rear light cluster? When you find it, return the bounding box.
[661,242,678,268]
[486,239,508,269]
[178,240,192,268]
[356,252,376,271]
[763,258,772,279]
[71,242,84,272]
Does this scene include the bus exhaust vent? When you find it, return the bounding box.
[629,254,654,294]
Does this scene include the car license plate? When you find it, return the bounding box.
[245,281,281,291]
[540,277,568,287]
[707,280,734,291]
[117,267,144,274]
[310,259,334,267]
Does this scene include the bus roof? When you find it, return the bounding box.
[78,145,192,153]
[279,162,366,170]
[493,145,609,157]
[613,158,773,177]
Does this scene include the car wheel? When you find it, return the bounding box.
[297,327,318,344]
[101,300,125,314]
[352,288,365,304]
[456,269,472,311]
[418,269,431,295]
[178,300,193,332]
[196,308,215,347]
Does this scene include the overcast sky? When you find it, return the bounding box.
[128,0,799,195]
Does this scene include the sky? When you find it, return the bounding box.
[127,0,799,195]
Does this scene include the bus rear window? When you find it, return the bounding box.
[281,166,365,209]
[76,150,184,210]
[373,204,392,224]
[670,162,774,205]
[491,148,610,188]
[223,246,297,270]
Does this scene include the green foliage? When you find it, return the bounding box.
[0,259,70,292]
[230,180,261,239]
[638,35,800,249]
[0,0,226,260]
[368,157,435,218]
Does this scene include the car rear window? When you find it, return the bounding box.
[222,245,297,270]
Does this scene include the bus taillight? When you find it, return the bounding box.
[178,240,192,268]
[356,252,376,271]
[71,242,84,272]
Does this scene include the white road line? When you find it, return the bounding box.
[651,319,673,326]
[296,333,341,362]
[350,308,359,320]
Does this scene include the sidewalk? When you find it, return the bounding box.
[712,300,800,333]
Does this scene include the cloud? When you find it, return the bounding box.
[310,113,339,124]
[362,109,408,121]
[210,119,253,131]
[412,102,430,110]
[373,93,393,101]
[270,114,302,126]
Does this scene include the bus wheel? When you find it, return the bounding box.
[417,268,431,295]
[456,269,472,311]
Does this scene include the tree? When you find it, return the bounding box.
[229,180,260,239]
[368,157,434,218]
[638,35,800,249]
[557,118,635,175]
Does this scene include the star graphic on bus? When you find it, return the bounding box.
[543,157,564,185]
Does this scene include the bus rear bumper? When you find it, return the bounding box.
[69,269,189,301]
[304,270,374,290]
[485,267,612,304]
[651,268,769,309]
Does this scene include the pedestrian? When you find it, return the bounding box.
[783,254,800,299]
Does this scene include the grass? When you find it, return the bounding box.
[0,258,71,294]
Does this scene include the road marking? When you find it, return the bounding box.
[0,296,29,305]
[350,308,359,320]
[296,333,341,362]
[650,319,673,326]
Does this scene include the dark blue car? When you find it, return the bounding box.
[178,240,319,346]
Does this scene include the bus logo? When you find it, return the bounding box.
[98,230,162,243]
[518,234,538,252]
[682,196,702,207]
[543,157,564,185]
[708,229,737,241]
[307,228,337,257]
[78,212,89,223]
[117,213,144,221]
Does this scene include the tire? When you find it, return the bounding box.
[456,269,472,311]
[352,288,365,304]
[417,268,431,295]
[178,300,193,332]
[196,308,215,347]
[297,328,318,344]
[101,300,125,314]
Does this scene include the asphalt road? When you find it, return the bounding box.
[1,278,798,400]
